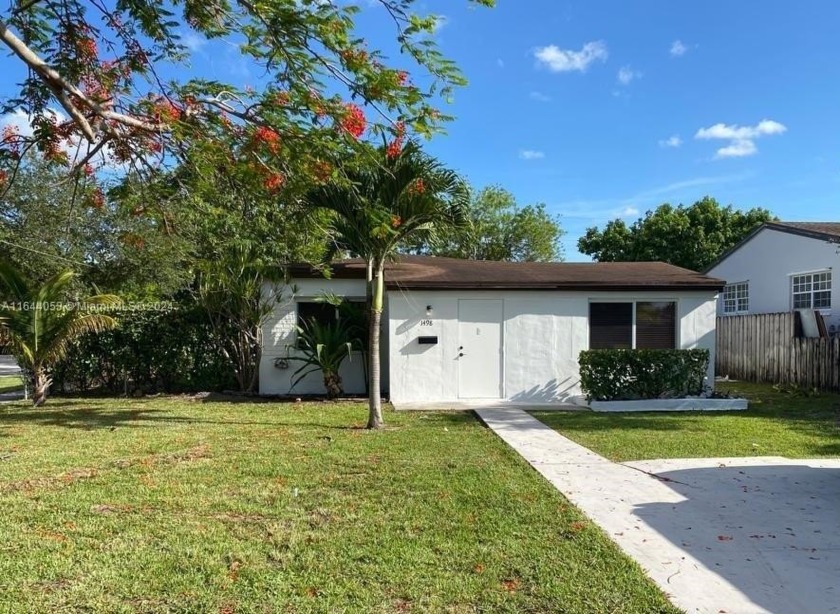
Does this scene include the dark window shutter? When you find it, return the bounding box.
[636,302,676,349]
[589,303,633,349]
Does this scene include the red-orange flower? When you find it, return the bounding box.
[386,137,403,159]
[264,172,286,193]
[391,215,402,228]
[152,99,181,123]
[76,37,98,59]
[2,125,17,142]
[340,103,366,139]
[89,188,105,209]
[408,178,426,196]
[312,160,333,182]
[253,126,281,154]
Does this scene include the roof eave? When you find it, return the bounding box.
[387,282,724,292]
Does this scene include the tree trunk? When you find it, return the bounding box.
[323,371,343,400]
[32,366,51,407]
[367,262,384,429]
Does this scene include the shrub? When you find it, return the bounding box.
[52,299,237,394]
[578,349,710,402]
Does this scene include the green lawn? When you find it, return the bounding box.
[0,397,675,613]
[0,374,23,394]
[534,382,840,462]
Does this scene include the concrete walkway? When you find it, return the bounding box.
[477,407,840,614]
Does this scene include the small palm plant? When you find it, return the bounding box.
[306,140,469,427]
[288,317,361,399]
[0,263,120,406]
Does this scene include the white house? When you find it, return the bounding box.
[706,222,840,331]
[260,256,723,407]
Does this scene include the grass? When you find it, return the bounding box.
[533,382,840,462]
[0,374,23,394]
[0,396,676,613]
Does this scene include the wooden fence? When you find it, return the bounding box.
[716,312,840,390]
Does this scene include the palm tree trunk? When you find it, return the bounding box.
[367,262,385,429]
[32,365,51,407]
[323,371,343,399]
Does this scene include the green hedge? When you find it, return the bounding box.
[52,301,237,394]
[578,349,710,402]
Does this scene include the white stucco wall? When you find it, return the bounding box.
[387,289,718,405]
[708,227,839,328]
[259,278,372,396]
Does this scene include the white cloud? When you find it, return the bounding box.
[529,91,551,102]
[519,149,545,160]
[715,140,757,158]
[670,40,688,57]
[617,66,641,85]
[180,31,207,53]
[534,41,608,73]
[695,119,787,158]
[622,207,639,217]
[659,135,683,148]
[1,109,35,137]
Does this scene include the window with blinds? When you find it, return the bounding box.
[635,302,676,349]
[589,302,633,349]
[589,301,677,350]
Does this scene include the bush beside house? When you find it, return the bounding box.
[52,304,237,395]
[579,349,710,402]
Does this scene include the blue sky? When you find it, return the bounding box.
[3,1,840,261]
[409,0,840,260]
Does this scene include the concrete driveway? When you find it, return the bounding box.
[627,457,840,614]
[478,408,840,614]
[0,355,21,375]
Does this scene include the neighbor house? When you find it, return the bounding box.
[706,222,840,331]
[260,256,723,406]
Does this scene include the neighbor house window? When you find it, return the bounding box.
[792,271,831,310]
[722,282,749,315]
[589,301,677,350]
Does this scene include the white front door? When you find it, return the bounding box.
[458,299,503,399]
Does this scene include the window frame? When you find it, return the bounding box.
[722,281,750,315]
[790,270,832,312]
[588,299,680,350]
[294,297,367,348]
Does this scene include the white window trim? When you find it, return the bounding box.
[722,281,750,316]
[787,267,833,277]
[790,270,832,312]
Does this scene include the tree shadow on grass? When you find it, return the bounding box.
[0,400,477,432]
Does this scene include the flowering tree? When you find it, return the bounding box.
[0,0,493,197]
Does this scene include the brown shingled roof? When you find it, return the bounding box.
[290,256,724,291]
[766,221,840,240]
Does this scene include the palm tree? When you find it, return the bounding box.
[306,141,469,428]
[0,263,120,406]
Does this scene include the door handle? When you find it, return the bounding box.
[458,352,465,357]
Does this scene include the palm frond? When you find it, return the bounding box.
[0,260,30,302]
